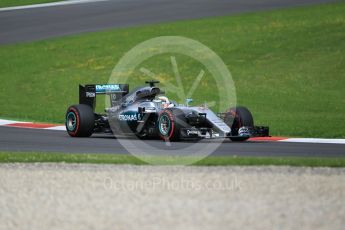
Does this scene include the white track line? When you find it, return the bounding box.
[0,0,108,12]
[0,119,28,125]
[44,126,66,131]
[280,138,345,145]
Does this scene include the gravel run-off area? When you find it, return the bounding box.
[0,163,344,230]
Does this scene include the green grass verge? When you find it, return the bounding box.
[1,2,345,137]
[0,0,63,8]
[1,152,345,167]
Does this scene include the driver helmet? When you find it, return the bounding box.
[158,96,174,108]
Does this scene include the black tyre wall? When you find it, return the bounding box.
[65,104,95,137]
[157,108,189,142]
[229,106,254,136]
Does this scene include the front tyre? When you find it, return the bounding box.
[157,109,188,142]
[66,104,95,137]
[227,106,254,142]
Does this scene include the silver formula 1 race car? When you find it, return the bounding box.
[65,80,269,141]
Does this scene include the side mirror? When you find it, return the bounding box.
[186,98,193,107]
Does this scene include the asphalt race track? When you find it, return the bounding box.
[0,126,344,157]
[0,0,338,44]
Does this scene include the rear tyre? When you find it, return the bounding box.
[66,104,95,137]
[227,106,254,142]
[157,108,188,142]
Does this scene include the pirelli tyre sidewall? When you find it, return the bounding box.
[66,104,95,137]
[157,108,187,142]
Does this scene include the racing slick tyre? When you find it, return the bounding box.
[227,106,254,142]
[157,108,189,142]
[66,104,95,137]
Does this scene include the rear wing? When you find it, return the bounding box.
[79,84,129,110]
